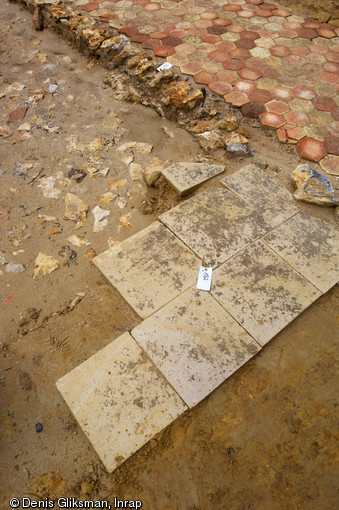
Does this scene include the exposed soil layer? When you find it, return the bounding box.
[279,0,339,25]
[1,2,338,510]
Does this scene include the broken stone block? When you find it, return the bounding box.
[127,52,151,69]
[115,45,140,65]
[162,162,225,196]
[162,81,203,110]
[149,69,174,88]
[196,131,224,152]
[292,163,339,207]
[82,27,110,50]
[217,115,238,131]
[64,193,89,229]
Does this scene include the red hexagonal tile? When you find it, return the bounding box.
[223,59,246,71]
[216,41,236,52]
[213,18,232,27]
[293,86,316,100]
[317,27,336,38]
[230,48,251,59]
[284,21,302,30]
[181,62,203,75]
[233,79,256,94]
[270,45,291,57]
[190,27,208,37]
[228,24,246,33]
[278,29,298,38]
[142,38,162,49]
[194,71,213,85]
[239,67,263,80]
[153,45,175,57]
[240,101,266,117]
[202,34,221,44]
[150,31,170,40]
[261,3,278,10]
[235,39,256,49]
[293,47,309,57]
[285,111,308,127]
[223,4,242,12]
[130,33,148,43]
[285,55,307,66]
[266,100,289,114]
[195,19,213,29]
[208,50,230,63]
[326,52,339,63]
[296,27,317,39]
[260,111,286,128]
[277,127,288,142]
[286,126,304,140]
[320,72,339,85]
[120,25,138,36]
[224,90,249,106]
[207,25,229,35]
[272,8,291,17]
[144,2,161,11]
[324,136,339,156]
[323,62,339,73]
[302,19,321,29]
[307,54,326,65]
[238,10,255,18]
[240,31,260,40]
[256,9,273,17]
[331,109,339,121]
[210,81,233,96]
[217,69,239,83]
[313,97,337,112]
[162,36,183,47]
[310,44,329,55]
[248,88,272,103]
[170,30,187,38]
[271,87,294,101]
[82,3,99,12]
[298,137,327,161]
[246,0,263,5]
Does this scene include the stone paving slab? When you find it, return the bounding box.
[93,221,201,318]
[131,286,260,408]
[264,211,339,293]
[162,162,225,196]
[56,332,187,473]
[221,163,299,227]
[211,239,321,345]
[160,187,272,267]
[73,0,339,169]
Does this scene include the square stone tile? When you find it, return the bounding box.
[162,162,225,196]
[221,164,299,227]
[56,332,187,473]
[264,212,339,293]
[159,188,272,267]
[132,287,260,408]
[93,221,201,319]
[211,240,321,346]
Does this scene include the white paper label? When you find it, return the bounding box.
[157,62,173,72]
[197,266,212,291]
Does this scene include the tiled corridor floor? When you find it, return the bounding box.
[72,0,339,170]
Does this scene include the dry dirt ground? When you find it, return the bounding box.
[0,1,338,509]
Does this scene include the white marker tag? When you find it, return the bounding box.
[197,266,212,291]
[157,62,173,72]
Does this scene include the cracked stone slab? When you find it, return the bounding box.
[264,212,339,293]
[211,240,321,346]
[221,164,299,227]
[93,221,201,318]
[132,287,260,408]
[56,332,187,473]
[159,188,272,267]
[162,162,225,196]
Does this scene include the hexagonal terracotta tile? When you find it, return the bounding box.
[235,39,256,50]
[239,68,263,80]
[230,48,252,59]
[324,136,339,156]
[320,155,339,175]
[298,137,327,161]
[286,126,304,140]
[224,90,249,106]
[210,81,233,95]
[293,85,316,100]
[248,88,272,103]
[223,59,245,71]
[285,111,308,127]
[240,31,260,41]
[317,27,336,38]
[313,97,337,112]
[194,71,213,85]
[208,49,230,63]
[233,79,256,94]
[181,62,203,75]
[285,55,307,66]
[271,88,295,102]
[260,111,286,128]
[153,45,175,57]
[270,45,291,57]
[266,100,289,114]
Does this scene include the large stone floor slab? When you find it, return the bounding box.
[93,221,201,318]
[211,240,321,346]
[131,287,260,408]
[160,188,272,267]
[162,162,225,196]
[56,332,187,473]
[264,212,339,294]
[221,164,299,227]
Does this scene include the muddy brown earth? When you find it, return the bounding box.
[279,0,339,26]
[0,1,338,509]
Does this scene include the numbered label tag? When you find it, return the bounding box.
[157,62,173,72]
[197,266,212,291]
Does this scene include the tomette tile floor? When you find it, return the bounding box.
[73,0,339,171]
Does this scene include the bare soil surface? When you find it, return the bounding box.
[1,1,338,509]
[279,0,339,25]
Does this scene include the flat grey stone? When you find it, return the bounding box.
[93,221,201,318]
[159,187,272,267]
[56,332,187,473]
[162,162,225,196]
[132,287,260,408]
[211,240,321,346]
[221,164,298,227]
[264,212,339,293]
